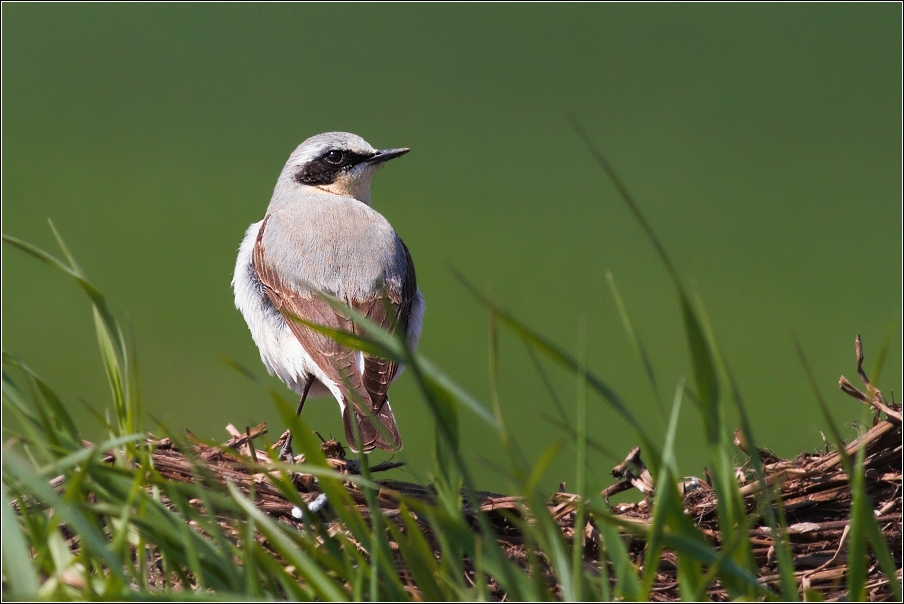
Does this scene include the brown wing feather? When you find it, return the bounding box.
[355,238,418,413]
[251,216,360,393]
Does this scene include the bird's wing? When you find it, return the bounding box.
[355,238,417,412]
[252,216,414,451]
[252,218,362,397]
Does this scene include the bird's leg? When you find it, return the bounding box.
[279,380,312,463]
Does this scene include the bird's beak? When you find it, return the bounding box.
[368,147,410,166]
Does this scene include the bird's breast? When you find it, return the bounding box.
[261,199,407,299]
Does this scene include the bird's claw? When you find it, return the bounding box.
[278,435,295,464]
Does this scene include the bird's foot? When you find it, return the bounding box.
[278,434,295,464]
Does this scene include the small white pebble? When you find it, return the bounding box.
[291,506,303,519]
[307,493,328,514]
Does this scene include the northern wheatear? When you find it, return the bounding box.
[232,132,424,452]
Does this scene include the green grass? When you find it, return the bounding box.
[3,129,900,600]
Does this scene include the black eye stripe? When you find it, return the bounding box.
[294,150,377,186]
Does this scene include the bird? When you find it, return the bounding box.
[232,132,424,453]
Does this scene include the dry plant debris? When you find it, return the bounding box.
[34,338,904,600]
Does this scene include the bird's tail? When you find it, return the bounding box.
[343,398,402,453]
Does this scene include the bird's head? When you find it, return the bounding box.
[283,132,409,205]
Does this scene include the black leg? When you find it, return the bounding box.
[294,380,312,416]
[280,380,313,462]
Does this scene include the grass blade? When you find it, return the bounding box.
[1,478,40,597]
[4,451,126,581]
[605,271,663,411]
[454,269,654,452]
[227,481,350,601]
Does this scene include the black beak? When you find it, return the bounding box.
[368,147,410,166]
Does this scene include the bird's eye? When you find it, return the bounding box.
[324,150,344,164]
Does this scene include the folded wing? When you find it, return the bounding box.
[251,215,416,452]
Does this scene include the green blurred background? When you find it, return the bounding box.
[3,4,900,494]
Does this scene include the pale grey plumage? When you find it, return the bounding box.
[262,190,409,300]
